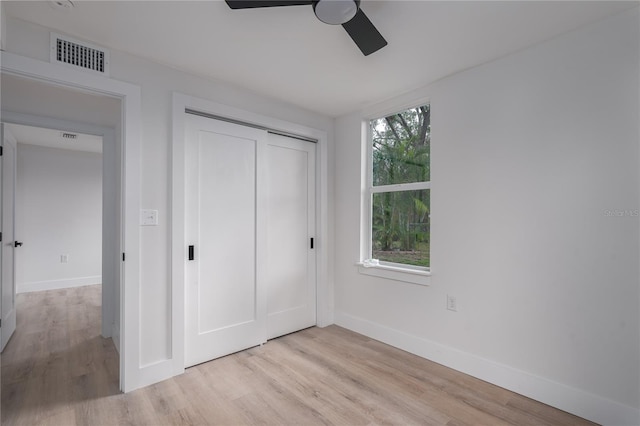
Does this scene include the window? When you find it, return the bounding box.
[365,104,430,271]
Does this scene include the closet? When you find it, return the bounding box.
[184,113,316,367]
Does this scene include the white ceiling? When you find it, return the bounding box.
[6,123,103,154]
[3,1,637,117]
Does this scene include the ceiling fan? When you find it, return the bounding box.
[224,0,387,56]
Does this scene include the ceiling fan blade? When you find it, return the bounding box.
[225,0,313,9]
[341,9,387,56]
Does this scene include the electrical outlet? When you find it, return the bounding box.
[447,295,457,312]
[61,254,69,263]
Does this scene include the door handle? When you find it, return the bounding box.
[188,245,194,261]
[14,241,23,248]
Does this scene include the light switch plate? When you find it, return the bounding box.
[140,209,159,226]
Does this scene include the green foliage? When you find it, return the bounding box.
[373,245,430,268]
[371,105,430,266]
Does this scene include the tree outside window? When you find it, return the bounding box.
[369,104,430,268]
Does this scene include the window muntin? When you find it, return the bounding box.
[368,104,430,269]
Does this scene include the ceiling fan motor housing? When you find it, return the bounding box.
[224,0,386,56]
[312,0,360,25]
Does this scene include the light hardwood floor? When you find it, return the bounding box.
[2,285,594,426]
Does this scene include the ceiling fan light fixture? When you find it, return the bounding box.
[313,0,359,25]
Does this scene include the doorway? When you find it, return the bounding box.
[2,122,108,346]
[9,124,104,295]
[0,118,119,372]
[0,121,122,423]
[2,74,122,388]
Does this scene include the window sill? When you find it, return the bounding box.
[356,262,431,286]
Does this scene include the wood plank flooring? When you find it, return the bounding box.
[2,285,595,425]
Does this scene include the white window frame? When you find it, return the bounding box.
[359,103,431,286]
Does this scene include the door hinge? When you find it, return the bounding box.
[0,232,2,242]
[0,318,2,328]
[0,146,3,156]
[188,245,195,261]
[310,238,314,249]
[122,253,125,261]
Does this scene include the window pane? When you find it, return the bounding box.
[372,190,430,267]
[371,105,430,186]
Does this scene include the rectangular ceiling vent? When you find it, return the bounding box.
[61,132,77,140]
[50,32,110,76]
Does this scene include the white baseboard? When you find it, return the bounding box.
[17,276,101,293]
[334,311,640,426]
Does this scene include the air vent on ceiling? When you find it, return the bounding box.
[50,32,110,76]
[61,132,77,140]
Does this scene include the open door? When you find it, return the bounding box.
[1,123,18,351]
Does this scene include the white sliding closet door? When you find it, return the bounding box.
[266,133,316,339]
[185,114,267,368]
[184,114,316,368]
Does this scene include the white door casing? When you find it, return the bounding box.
[1,123,17,351]
[265,133,316,339]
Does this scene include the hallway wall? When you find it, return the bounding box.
[16,143,102,293]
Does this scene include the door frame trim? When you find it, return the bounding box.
[1,51,142,392]
[171,92,332,374]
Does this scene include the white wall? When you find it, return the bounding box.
[16,143,102,292]
[3,16,335,375]
[335,8,639,426]
[1,74,121,128]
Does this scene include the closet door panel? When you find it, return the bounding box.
[185,115,266,367]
